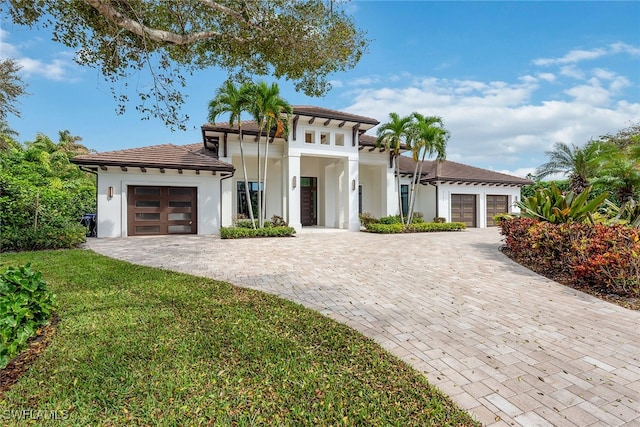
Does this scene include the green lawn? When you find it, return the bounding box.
[0,250,479,426]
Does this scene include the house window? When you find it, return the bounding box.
[237,181,263,218]
[320,131,330,145]
[401,184,409,216]
[305,131,315,144]
[335,133,345,146]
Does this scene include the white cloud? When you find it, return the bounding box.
[532,42,639,67]
[343,68,640,174]
[0,30,79,81]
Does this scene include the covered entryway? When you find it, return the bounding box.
[300,177,317,226]
[127,186,197,236]
[486,195,509,227]
[451,194,477,227]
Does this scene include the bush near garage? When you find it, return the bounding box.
[498,218,640,298]
[220,226,296,239]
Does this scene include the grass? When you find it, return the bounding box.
[0,250,479,426]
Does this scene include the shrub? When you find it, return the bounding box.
[0,223,86,252]
[433,217,446,223]
[378,215,402,224]
[0,264,57,369]
[358,212,378,226]
[407,222,466,232]
[499,218,640,297]
[220,226,296,239]
[270,215,288,227]
[364,223,404,233]
[364,222,466,234]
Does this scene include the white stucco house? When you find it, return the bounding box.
[71,106,532,238]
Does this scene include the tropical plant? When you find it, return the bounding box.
[0,131,95,251]
[591,123,640,217]
[376,113,413,226]
[406,113,448,224]
[535,141,603,193]
[0,58,28,122]
[1,263,57,368]
[517,182,608,224]
[601,199,640,228]
[208,81,256,228]
[249,82,292,227]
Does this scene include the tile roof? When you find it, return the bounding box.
[291,106,379,125]
[202,106,379,132]
[71,143,234,172]
[397,155,533,186]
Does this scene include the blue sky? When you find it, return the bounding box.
[1,1,639,178]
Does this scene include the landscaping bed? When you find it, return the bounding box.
[499,217,640,311]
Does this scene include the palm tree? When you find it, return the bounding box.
[249,82,292,227]
[208,81,256,228]
[377,113,413,226]
[535,141,602,193]
[0,120,20,152]
[406,113,449,224]
[57,130,90,156]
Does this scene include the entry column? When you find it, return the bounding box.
[286,153,302,232]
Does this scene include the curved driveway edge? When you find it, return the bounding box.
[86,229,640,426]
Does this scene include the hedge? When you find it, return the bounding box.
[220,226,296,239]
[499,218,640,297]
[365,222,466,234]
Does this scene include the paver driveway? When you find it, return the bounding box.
[86,228,640,426]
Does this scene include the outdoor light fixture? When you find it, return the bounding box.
[351,179,356,191]
[292,176,297,189]
[107,186,114,198]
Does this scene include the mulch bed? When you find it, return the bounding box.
[501,247,640,311]
[0,314,59,398]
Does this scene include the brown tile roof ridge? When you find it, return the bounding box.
[292,105,379,125]
[397,155,532,185]
[71,143,234,171]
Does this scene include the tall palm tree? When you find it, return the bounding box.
[535,141,602,193]
[377,113,413,226]
[208,81,256,228]
[249,82,292,227]
[406,113,449,224]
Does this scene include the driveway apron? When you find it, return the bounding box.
[86,228,640,427]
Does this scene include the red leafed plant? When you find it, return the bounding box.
[498,218,640,298]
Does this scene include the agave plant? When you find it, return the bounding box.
[517,182,609,224]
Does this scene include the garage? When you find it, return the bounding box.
[486,195,509,227]
[451,194,477,227]
[127,186,197,236]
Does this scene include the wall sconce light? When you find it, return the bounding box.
[107,186,114,198]
[292,176,297,189]
[351,179,356,191]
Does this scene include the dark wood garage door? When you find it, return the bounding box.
[486,195,509,227]
[127,186,197,236]
[451,194,477,227]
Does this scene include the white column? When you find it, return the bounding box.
[287,153,302,232]
[347,158,360,231]
[386,165,397,216]
[324,162,337,228]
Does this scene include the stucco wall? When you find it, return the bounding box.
[436,183,522,228]
[96,169,222,238]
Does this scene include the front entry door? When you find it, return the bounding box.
[300,177,317,226]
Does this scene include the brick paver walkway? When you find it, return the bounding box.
[86,228,640,426]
